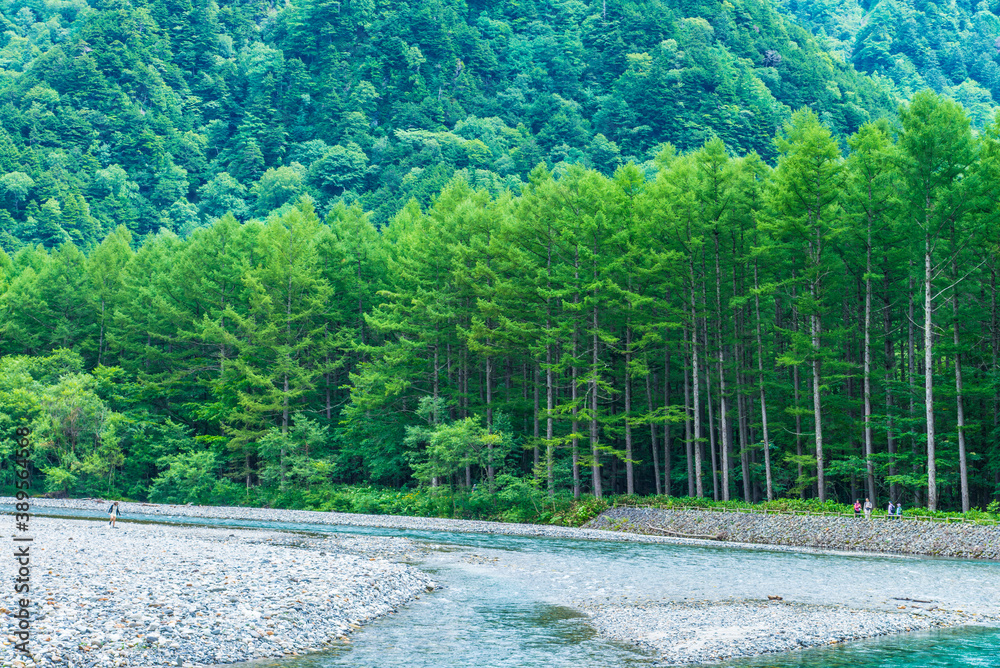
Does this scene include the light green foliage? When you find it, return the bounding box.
[256,413,333,490]
[252,164,305,216]
[197,172,249,221]
[404,397,504,485]
[148,451,243,505]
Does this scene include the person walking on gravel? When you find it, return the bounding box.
[863,498,873,520]
[108,501,121,527]
[887,500,895,518]
[854,500,862,518]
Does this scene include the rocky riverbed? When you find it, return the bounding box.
[3,499,999,668]
[583,599,952,665]
[585,601,951,666]
[586,506,1000,560]
[1,517,435,668]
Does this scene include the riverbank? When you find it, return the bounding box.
[0,517,435,668]
[585,506,1000,560]
[2,496,715,545]
[3,499,999,668]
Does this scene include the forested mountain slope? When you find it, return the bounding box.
[2,94,999,514]
[0,0,899,247]
[778,0,1000,125]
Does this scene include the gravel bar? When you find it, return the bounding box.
[1,517,435,668]
[583,600,951,666]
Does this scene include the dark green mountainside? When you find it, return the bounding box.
[0,0,899,247]
[779,0,1000,126]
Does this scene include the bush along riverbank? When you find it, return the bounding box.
[13,480,997,529]
[586,506,1000,560]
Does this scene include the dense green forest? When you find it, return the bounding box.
[779,0,1000,126]
[0,0,905,248]
[2,88,1000,514]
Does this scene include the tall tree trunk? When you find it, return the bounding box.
[572,322,581,500]
[714,232,730,500]
[664,342,672,496]
[992,265,998,436]
[924,232,937,511]
[625,326,634,494]
[591,303,602,498]
[546,237,555,498]
[647,366,661,495]
[533,364,541,473]
[591,229,603,499]
[281,373,289,487]
[863,223,876,504]
[733,243,750,503]
[754,256,773,500]
[792,283,805,498]
[810,230,825,503]
[812,314,824,503]
[684,324,695,497]
[690,282,704,498]
[546,345,554,498]
[704,321,719,501]
[883,271,897,503]
[486,355,495,489]
[461,346,471,486]
[909,269,920,507]
[738,379,751,504]
[953,261,969,512]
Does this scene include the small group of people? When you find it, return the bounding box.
[853,498,902,519]
[886,500,903,518]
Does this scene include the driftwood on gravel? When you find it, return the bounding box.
[644,523,725,541]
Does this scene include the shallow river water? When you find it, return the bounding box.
[27,508,1000,667]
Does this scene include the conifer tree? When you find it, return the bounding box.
[766,109,843,502]
[898,91,976,511]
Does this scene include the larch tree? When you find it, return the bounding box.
[897,91,976,512]
[765,108,843,503]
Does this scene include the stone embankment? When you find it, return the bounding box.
[586,506,1000,559]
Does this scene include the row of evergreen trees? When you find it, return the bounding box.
[2,91,999,511]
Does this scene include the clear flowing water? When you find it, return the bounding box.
[713,626,999,667]
[17,507,1000,667]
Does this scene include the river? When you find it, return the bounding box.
[23,507,1000,667]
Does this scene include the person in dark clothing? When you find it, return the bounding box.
[108,501,121,527]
